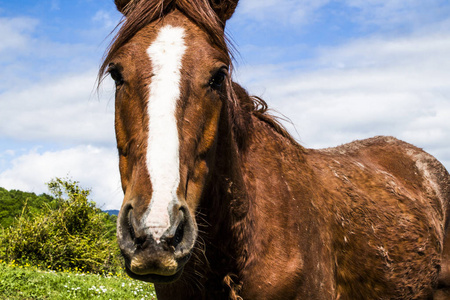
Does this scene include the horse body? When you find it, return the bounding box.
[156,98,450,299]
[310,137,448,299]
[100,0,450,298]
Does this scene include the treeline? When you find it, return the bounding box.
[0,188,56,228]
[0,178,123,274]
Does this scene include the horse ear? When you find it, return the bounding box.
[209,0,239,23]
[115,0,134,15]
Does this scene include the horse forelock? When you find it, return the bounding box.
[99,0,231,82]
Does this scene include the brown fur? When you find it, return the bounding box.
[100,0,450,299]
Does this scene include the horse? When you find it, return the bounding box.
[99,0,450,299]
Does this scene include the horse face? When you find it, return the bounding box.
[108,10,231,283]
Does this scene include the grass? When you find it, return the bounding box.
[0,261,157,299]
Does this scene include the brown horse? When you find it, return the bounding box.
[99,0,450,299]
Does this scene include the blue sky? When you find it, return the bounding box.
[1,0,450,209]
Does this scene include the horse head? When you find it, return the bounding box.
[102,0,239,283]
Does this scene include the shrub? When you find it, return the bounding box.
[0,178,122,274]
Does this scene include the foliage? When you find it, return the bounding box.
[0,178,122,275]
[0,187,56,228]
[0,261,156,300]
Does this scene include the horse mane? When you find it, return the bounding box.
[251,96,301,147]
[99,0,301,151]
[231,82,302,150]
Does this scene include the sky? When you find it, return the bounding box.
[1,0,449,210]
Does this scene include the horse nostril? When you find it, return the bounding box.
[172,222,185,248]
[128,210,136,241]
[126,209,149,249]
[135,236,147,249]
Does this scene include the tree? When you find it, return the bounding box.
[0,188,55,228]
[0,178,122,274]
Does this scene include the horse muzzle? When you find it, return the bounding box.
[117,203,196,283]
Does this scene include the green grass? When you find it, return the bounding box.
[0,262,157,299]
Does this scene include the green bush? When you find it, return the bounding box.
[0,178,122,274]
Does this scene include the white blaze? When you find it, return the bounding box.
[142,25,186,242]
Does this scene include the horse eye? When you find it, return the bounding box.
[107,63,124,86]
[209,69,227,89]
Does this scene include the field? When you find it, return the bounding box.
[0,261,156,299]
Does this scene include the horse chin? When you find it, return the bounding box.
[125,265,185,284]
[123,251,192,284]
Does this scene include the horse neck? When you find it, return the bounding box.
[194,103,251,273]
[200,90,308,272]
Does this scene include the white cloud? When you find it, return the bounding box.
[0,146,122,210]
[93,10,116,29]
[0,17,38,55]
[234,0,330,26]
[0,68,120,209]
[51,0,60,11]
[341,0,450,29]
[315,33,450,70]
[235,32,450,172]
[0,70,116,146]
[231,0,450,35]
[0,8,123,210]
[0,16,107,92]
